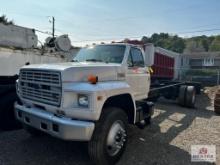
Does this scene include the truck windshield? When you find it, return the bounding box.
[73,45,126,64]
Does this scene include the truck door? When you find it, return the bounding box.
[126,47,150,100]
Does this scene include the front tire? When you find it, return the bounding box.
[88,107,128,165]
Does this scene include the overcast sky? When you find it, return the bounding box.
[1,0,220,46]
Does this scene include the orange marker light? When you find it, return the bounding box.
[88,75,98,84]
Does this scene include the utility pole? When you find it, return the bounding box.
[52,16,55,38]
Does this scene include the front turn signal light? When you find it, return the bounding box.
[88,75,98,84]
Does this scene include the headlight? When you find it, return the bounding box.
[78,94,89,107]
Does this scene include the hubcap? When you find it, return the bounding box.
[106,120,126,156]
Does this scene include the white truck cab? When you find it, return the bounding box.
[15,43,154,165]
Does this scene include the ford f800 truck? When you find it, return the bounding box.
[15,43,196,165]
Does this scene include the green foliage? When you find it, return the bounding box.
[142,33,185,53]
[0,15,14,25]
[209,35,220,51]
[141,33,220,53]
[185,35,215,52]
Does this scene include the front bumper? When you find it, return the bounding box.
[15,103,95,141]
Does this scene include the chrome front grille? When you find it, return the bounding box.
[19,69,62,106]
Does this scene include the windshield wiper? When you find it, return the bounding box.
[86,59,103,62]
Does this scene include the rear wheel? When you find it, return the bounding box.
[185,86,196,108]
[178,85,187,106]
[88,107,128,165]
[178,85,196,108]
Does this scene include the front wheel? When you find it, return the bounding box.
[88,107,128,165]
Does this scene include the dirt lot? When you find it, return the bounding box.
[0,94,219,165]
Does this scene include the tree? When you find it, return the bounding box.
[141,36,149,43]
[171,35,185,53]
[140,33,220,53]
[184,35,216,52]
[0,15,14,25]
[142,33,185,53]
[184,40,197,53]
[209,35,220,51]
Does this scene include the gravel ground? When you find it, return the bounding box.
[0,94,219,165]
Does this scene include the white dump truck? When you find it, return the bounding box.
[15,43,197,165]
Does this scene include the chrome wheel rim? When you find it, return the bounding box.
[106,120,126,156]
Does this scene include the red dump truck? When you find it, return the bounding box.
[123,40,200,102]
[151,48,175,80]
[121,40,178,81]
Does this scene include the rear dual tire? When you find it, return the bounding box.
[178,85,196,108]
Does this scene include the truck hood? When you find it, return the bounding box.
[21,62,126,82]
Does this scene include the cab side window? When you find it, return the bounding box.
[127,47,145,67]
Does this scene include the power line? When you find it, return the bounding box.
[70,27,220,43]
[35,24,220,44]
[71,36,140,43]
[177,28,220,34]
[35,29,58,37]
[2,10,220,38]
[178,23,220,31]
[35,29,52,35]
[6,11,217,44]
[66,22,220,42]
